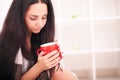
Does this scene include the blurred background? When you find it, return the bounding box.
[0,0,120,80]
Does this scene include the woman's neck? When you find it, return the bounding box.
[25,35,31,52]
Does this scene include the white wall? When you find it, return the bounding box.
[0,0,12,32]
[63,52,120,71]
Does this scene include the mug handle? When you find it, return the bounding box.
[37,48,42,55]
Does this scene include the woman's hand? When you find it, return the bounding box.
[21,51,61,80]
[37,50,61,71]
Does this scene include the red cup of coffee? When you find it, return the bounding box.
[37,42,62,59]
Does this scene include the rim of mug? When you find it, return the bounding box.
[40,42,57,47]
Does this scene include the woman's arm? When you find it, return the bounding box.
[21,62,44,80]
[52,66,78,80]
[21,50,60,80]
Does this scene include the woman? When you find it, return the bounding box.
[0,0,78,80]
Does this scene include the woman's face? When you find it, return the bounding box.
[25,2,48,34]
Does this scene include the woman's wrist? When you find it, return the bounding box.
[21,62,44,80]
[35,62,44,72]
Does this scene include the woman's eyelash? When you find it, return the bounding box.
[42,17,47,19]
[30,17,36,20]
[29,16,47,20]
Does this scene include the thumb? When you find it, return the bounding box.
[38,51,46,57]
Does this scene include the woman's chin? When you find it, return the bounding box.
[33,30,41,34]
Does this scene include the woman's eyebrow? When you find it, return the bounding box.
[43,14,48,16]
[30,13,48,17]
[30,15,38,17]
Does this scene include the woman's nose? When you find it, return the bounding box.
[36,20,42,27]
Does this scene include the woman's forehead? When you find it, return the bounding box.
[26,2,48,15]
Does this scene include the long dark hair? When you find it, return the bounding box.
[0,0,55,80]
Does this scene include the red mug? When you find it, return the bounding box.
[37,42,62,59]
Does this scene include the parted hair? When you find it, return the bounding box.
[0,0,55,80]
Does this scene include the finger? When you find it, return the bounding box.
[48,52,60,62]
[45,50,58,58]
[38,51,46,57]
[50,57,61,68]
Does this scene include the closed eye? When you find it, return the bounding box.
[42,14,48,20]
[42,16,47,20]
[29,15,38,20]
[29,17,37,20]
